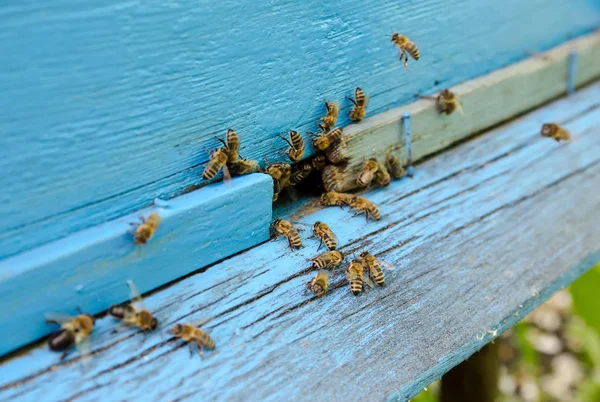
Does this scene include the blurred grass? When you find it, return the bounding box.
[570,263,600,338]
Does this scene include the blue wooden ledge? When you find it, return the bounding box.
[0,173,272,356]
[0,82,598,401]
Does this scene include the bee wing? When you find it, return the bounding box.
[318,269,330,279]
[76,336,93,368]
[127,280,145,308]
[329,231,339,246]
[284,186,299,201]
[455,100,464,116]
[45,312,78,324]
[378,260,397,271]
[364,274,375,289]
[222,163,232,187]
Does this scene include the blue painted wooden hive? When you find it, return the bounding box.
[0,0,599,400]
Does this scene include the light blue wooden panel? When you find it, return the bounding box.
[1,1,599,259]
[0,173,272,356]
[0,83,598,402]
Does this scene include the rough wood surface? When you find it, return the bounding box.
[0,83,599,401]
[322,31,600,192]
[1,1,598,259]
[0,173,272,356]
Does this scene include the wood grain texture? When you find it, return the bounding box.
[322,31,600,192]
[1,1,598,259]
[0,173,273,356]
[1,83,599,402]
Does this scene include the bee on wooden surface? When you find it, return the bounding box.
[359,251,396,287]
[311,250,344,270]
[313,221,338,251]
[170,323,215,358]
[320,191,354,208]
[203,147,232,184]
[305,269,330,298]
[216,129,240,162]
[374,163,391,187]
[310,154,328,171]
[289,162,314,186]
[46,309,95,361]
[272,218,302,249]
[391,33,420,69]
[541,123,571,142]
[109,280,158,333]
[279,131,305,162]
[264,160,292,186]
[385,151,406,179]
[347,87,368,122]
[320,101,340,131]
[356,158,379,188]
[228,158,260,175]
[345,259,374,295]
[416,89,463,115]
[132,212,161,245]
[312,127,343,151]
[349,196,381,222]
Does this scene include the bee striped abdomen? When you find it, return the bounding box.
[48,329,75,351]
[197,330,216,350]
[324,234,337,250]
[287,229,302,249]
[226,129,240,161]
[371,266,385,286]
[367,204,381,221]
[350,279,363,295]
[203,160,221,180]
[406,43,420,60]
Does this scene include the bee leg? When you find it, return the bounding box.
[60,350,69,361]
[345,96,358,106]
[317,239,323,251]
[197,344,205,359]
[76,306,84,315]
[111,322,124,334]
[365,211,370,223]
[46,319,59,325]
[188,342,194,358]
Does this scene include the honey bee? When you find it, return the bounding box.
[228,158,260,175]
[349,196,381,222]
[320,101,340,131]
[311,250,344,270]
[416,89,463,115]
[347,87,368,122]
[312,127,343,151]
[356,158,379,188]
[320,191,354,208]
[46,309,95,360]
[310,154,328,171]
[541,123,571,142]
[203,147,232,184]
[305,269,330,298]
[289,162,313,186]
[359,251,396,286]
[132,212,161,245]
[279,131,305,162]
[391,33,420,69]
[264,160,292,187]
[170,323,215,358]
[385,151,406,179]
[272,218,302,249]
[109,280,158,333]
[345,259,374,295]
[374,163,391,187]
[216,129,240,162]
[272,179,282,203]
[313,221,338,251]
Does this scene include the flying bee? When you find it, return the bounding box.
[359,251,396,287]
[320,101,340,131]
[305,269,330,298]
[345,259,374,295]
[109,280,158,333]
[320,191,354,208]
[416,89,463,115]
[311,127,343,151]
[541,123,571,142]
[228,158,260,175]
[289,162,313,186]
[46,309,95,361]
[170,323,215,358]
[391,33,420,69]
[385,151,406,179]
[203,147,232,184]
[216,129,240,162]
[313,221,338,251]
[347,87,368,122]
[310,154,328,171]
[132,212,161,245]
[272,218,302,249]
[374,163,391,187]
[279,131,305,162]
[311,250,344,270]
[356,158,379,188]
[349,196,381,222]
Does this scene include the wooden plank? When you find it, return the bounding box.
[323,31,600,192]
[0,82,599,401]
[1,2,599,258]
[0,173,273,356]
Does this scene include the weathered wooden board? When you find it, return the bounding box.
[0,173,272,356]
[1,1,599,259]
[0,82,599,402]
[323,31,600,192]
